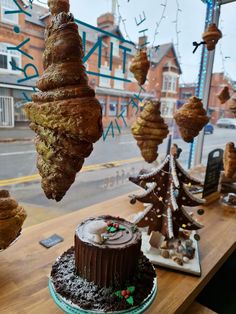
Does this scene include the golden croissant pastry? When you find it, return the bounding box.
[131,100,169,163]
[202,23,222,51]
[217,86,230,104]
[48,0,69,15]
[129,49,150,85]
[24,1,103,201]
[0,190,27,250]
[223,142,236,178]
[174,96,209,143]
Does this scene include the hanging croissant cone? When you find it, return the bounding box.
[202,23,222,51]
[0,190,27,249]
[223,142,236,178]
[174,96,209,143]
[24,1,103,201]
[131,100,169,163]
[129,49,150,85]
[217,86,230,104]
[48,0,69,15]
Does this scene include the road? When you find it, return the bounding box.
[0,128,235,212]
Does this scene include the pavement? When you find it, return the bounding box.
[0,127,34,142]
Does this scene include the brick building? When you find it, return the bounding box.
[179,73,236,124]
[0,1,181,127]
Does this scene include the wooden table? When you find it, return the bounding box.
[0,193,235,314]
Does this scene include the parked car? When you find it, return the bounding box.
[216,118,236,129]
[204,123,214,134]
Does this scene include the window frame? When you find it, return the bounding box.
[162,72,178,93]
[99,63,111,88]
[0,43,21,74]
[114,66,124,90]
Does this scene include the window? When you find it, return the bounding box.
[110,38,119,57]
[109,100,118,116]
[182,92,193,99]
[99,97,106,116]
[0,43,21,73]
[161,99,175,118]
[1,0,19,24]
[99,63,111,88]
[162,73,178,93]
[120,99,128,117]
[114,67,124,90]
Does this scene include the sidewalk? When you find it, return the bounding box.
[0,128,34,143]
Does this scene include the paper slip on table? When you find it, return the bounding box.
[0,192,235,314]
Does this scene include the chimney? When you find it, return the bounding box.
[138,36,148,48]
[97,13,115,30]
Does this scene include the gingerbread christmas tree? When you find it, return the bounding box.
[129,154,204,240]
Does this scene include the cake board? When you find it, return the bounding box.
[141,231,201,276]
[48,277,157,314]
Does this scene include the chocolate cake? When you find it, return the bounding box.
[50,215,156,312]
[75,215,141,287]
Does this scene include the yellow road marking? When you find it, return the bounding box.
[0,157,143,187]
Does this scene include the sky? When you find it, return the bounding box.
[35,0,236,83]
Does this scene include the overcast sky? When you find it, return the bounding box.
[36,0,236,83]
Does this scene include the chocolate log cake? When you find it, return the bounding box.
[74,215,142,288]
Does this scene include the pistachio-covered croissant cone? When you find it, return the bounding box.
[129,49,150,85]
[24,0,103,201]
[0,190,27,250]
[131,100,169,163]
[223,142,236,178]
[174,96,209,143]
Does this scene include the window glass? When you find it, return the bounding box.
[99,63,111,87]
[0,43,21,72]
[109,100,117,116]
[114,67,124,90]
[1,0,19,24]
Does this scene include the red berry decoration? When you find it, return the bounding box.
[121,290,126,297]
[126,290,131,296]
[125,295,129,299]
[114,223,119,229]
[107,221,113,227]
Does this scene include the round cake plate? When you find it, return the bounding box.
[49,277,157,314]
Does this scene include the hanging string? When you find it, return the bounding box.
[117,0,136,46]
[218,19,231,79]
[173,0,182,65]
[151,0,168,48]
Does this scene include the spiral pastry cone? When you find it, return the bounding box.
[0,190,27,249]
[202,23,222,51]
[174,96,209,143]
[217,86,230,104]
[129,49,150,85]
[24,6,103,201]
[223,142,236,178]
[131,100,169,163]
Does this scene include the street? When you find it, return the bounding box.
[0,127,235,213]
